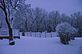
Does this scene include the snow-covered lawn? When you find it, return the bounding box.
[0,36,82,54]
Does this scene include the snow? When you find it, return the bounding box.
[0,36,82,54]
[56,22,77,36]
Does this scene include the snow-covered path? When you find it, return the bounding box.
[0,37,82,54]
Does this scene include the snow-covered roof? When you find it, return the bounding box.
[0,28,19,36]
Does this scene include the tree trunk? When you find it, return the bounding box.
[0,0,15,45]
[4,7,14,45]
[3,8,13,41]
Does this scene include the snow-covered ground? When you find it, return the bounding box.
[0,36,82,54]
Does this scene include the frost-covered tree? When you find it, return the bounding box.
[13,1,31,32]
[56,22,78,36]
[56,22,78,44]
[33,7,48,32]
[0,0,26,45]
[0,0,17,45]
[26,8,35,32]
[48,11,61,32]
[70,12,82,36]
[61,14,71,24]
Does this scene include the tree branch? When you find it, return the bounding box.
[10,0,13,8]
[0,5,4,10]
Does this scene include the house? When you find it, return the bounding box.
[0,28,20,36]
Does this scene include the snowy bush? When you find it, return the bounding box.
[56,22,78,44]
[56,22,78,37]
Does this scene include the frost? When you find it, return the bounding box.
[56,22,78,36]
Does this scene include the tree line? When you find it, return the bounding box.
[0,0,82,36]
[14,6,82,36]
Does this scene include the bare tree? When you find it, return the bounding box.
[0,0,13,44]
[0,0,20,45]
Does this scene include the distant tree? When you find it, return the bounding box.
[26,7,35,32]
[33,7,47,32]
[70,12,82,36]
[13,2,31,32]
[48,11,61,32]
[61,13,72,24]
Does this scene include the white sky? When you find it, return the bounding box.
[26,0,82,15]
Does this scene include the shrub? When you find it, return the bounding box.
[56,22,78,44]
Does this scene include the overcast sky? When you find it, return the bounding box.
[26,0,82,15]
